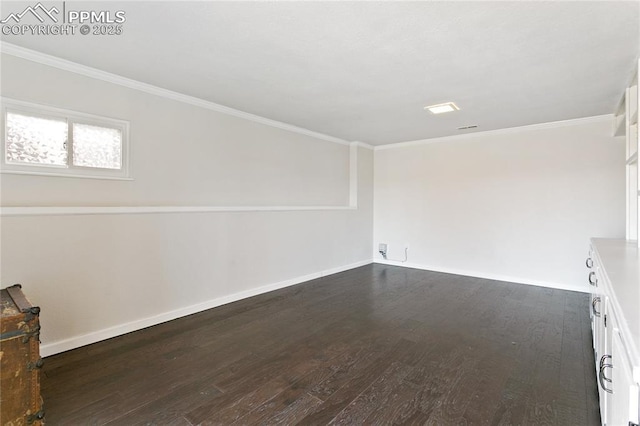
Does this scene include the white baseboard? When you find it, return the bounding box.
[373,259,588,294]
[40,259,372,357]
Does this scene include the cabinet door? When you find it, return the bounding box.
[607,329,639,426]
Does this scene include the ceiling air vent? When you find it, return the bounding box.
[457,125,478,130]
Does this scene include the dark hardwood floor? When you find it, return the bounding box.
[41,264,600,425]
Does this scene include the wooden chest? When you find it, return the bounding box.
[1,284,45,425]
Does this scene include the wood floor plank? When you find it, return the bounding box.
[40,264,601,425]
[460,347,517,423]
[185,341,337,423]
[327,361,414,425]
[306,337,398,402]
[361,380,424,425]
[104,375,223,425]
[229,387,322,425]
[298,339,417,424]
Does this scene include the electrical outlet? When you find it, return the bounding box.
[378,243,387,254]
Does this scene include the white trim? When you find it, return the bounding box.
[0,42,349,147]
[373,259,588,294]
[351,141,375,150]
[349,143,358,208]
[0,205,357,217]
[375,114,615,151]
[0,170,134,180]
[40,259,373,357]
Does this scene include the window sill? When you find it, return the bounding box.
[0,169,133,181]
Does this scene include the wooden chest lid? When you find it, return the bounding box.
[1,284,39,319]
[1,289,20,318]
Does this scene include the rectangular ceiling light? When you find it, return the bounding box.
[424,102,460,114]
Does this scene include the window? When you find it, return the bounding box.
[1,98,130,179]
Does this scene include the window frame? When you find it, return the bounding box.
[1,98,131,180]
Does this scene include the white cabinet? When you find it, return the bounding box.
[595,50,640,426]
[588,240,640,426]
[608,322,639,426]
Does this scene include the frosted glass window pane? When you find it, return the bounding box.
[5,112,68,166]
[72,123,122,169]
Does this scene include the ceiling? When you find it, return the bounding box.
[1,1,639,146]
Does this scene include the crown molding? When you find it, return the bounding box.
[350,141,375,150]
[375,114,615,151]
[0,42,350,146]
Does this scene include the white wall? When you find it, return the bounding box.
[0,55,350,207]
[0,54,374,356]
[374,118,625,292]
